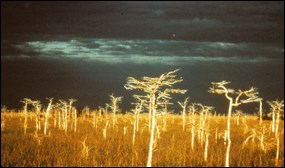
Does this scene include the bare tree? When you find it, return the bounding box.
[125,69,187,167]
[178,97,189,132]
[188,103,197,150]
[232,110,244,125]
[132,95,146,128]
[209,80,261,167]
[258,99,263,125]
[20,98,33,135]
[68,99,77,132]
[109,94,123,128]
[30,100,42,133]
[44,98,53,135]
[267,100,284,136]
[196,103,214,146]
[59,99,68,135]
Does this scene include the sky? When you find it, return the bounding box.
[1,1,284,114]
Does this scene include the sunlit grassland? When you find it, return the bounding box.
[1,112,284,167]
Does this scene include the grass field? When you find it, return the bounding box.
[1,111,283,167]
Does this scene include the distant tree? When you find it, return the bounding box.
[30,100,42,133]
[1,105,7,112]
[59,99,68,135]
[267,100,284,166]
[125,69,187,167]
[68,98,77,118]
[267,100,284,136]
[68,99,77,132]
[178,97,189,132]
[109,94,123,128]
[44,98,53,135]
[131,94,146,146]
[257,99,263,125]
[20,98,33,135]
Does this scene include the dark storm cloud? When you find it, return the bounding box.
[2,1,283,62]
[127,1,284,44]
[2,1,284,45]
[4,38,283,64]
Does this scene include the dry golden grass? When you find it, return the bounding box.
[1,112,284,167]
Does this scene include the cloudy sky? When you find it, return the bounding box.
[1,1,284,113]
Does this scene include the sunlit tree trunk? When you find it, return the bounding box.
[109,95,122,129]
[24,103,28,135]
[32,101,41,134]
[21,98,33,135]
[271,109,275,133]
[225,98,233,167]
[93,112,98,129]
[275,133,280,167]
[204,133,209,162]
[267,100,284,135]
[64,104,68,135]
[74,109,77,132]
[191,106,195,150]
[259,101,263,125]
[178,97,189,132]
[44,98,53,135]
[147,94,156,167]
[58,110,61,129]
[148,99,152,131]
[132,116,137,145]
[275,110,281,137]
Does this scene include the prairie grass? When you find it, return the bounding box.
[1,112,284,167]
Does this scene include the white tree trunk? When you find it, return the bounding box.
[225,139,231,167]
[182,109,186,132]
[271,110,275,133]
[259,101,263,125]
[64,106,68,135]
[275,133,279,167]
[148,100,152,131]
[191,111,195,150]
[44,101,52,135]
[147,94,156,167]
[132,116,137,145]
[275,111,280,137]
[113,102,117,128]
[35,109,39,133]
[225,98,233,167]
[74,109,77,132]
[23,104,28,135]
[44,112,49,135]
[204,133,209,162]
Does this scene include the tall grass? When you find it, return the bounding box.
[1,112,284,167]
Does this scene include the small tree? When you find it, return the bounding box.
[31,100,42,133]
[233,110,244,125]
[258,99,263,125]
[44,98,53,135]
[109,94,123,128]
[67,99,77,132]
[20,98,33,135]
[59,100,68,135]
[132,95,146,128]
[131,95,146,147]
[267,100,284,136]
[188,103,197,150]
[209,80,261,167]
[125,69,187,167]
[196,104,213,146]
[178,97,189,132]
